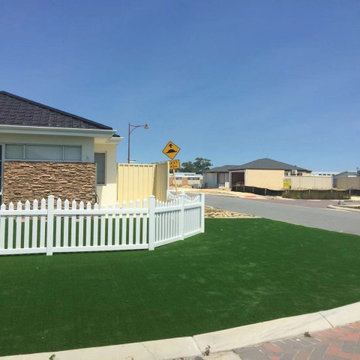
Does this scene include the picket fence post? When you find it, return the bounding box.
[179,193,185,240]
[46,195,54,256]
[200,193,205,233]
[148,195,155,250]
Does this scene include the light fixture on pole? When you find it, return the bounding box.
[127,123,149,163]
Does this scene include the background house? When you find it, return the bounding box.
[203,165,242,188]
[334,170,360,190]
[0,91,122,205]
[204,158,314,190]
[229,158,312,190]
[169,172,203,188]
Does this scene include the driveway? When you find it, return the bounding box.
[206,195,360,236]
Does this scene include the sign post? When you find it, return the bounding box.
[162,141,181,194]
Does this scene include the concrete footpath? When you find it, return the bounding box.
[2,302,360,360]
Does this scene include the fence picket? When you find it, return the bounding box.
[114,203,120,246]
[24,201,30,249]
[8,203,14,249]
[148,196,155,250]
[32,200,38,248]
[121,201,127,245]
[100,205,106,246]
[170,208,173,239]
[40,199,46,248]
[16,202,22,249]
[93,203,99,246]
[56,198,62,248]
[79,201,84,247]
[63,200,69,248]
[0,204,5,250]
[135,200,140,245]
[71,200,77,247]
[86,202,91,247]
[142,199,147,244]
[161,204,165,241]
[107,205,113,246]
[46,195,54,256]
[128,200,134,245]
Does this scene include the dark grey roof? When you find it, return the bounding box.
[0,91,115,131]
[205,165,243,173]
[233,158,310,171]
[334,171,358,178]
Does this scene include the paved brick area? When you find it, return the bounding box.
[233,322,360,360]
[178,322,360,360]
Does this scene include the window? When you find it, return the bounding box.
[4,144,81,162]
[95,153,106,185]
[5,145,23,160]
[64,146,81,161]
[26,145,63,161]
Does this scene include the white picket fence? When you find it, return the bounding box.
[0,193,205,256]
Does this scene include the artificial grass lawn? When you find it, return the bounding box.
[1,218,360,356]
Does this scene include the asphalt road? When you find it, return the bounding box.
[206,195,360,236]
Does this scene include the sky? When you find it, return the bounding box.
[0,0,359,172]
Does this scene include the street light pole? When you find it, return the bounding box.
[127,123,149,163]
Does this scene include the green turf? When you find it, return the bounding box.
[1,218,360,356]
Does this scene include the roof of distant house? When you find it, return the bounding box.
[0,91,119,136]
[334,171,358,178]
[232,158,310,171]
[205,165,244,173]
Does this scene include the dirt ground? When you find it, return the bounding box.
[205,205,257,218]
[183,187,265,199]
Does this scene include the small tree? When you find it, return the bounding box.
[193,157,212,173]
[180,158,212,174]
[180,161,195,173]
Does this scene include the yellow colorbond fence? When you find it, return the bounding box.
[117,162,169,204]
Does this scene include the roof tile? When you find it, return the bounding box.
[0,91,114,131]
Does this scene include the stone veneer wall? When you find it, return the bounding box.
[3,161,96,204]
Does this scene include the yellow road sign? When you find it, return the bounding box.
[162,141,180,160]
[169,159,180,170]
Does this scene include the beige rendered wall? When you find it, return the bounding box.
[0,133,94,162]
[287,176,333,190]
[94,143,118,205]
[245,169,285,190]
[336,177,360,189]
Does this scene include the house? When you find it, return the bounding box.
[205,158,311,190]
[334,171,359,179]
[229,158,311,190]
[334,170,360,190]
[203,165,243,188]
[312,171,339,177]
[169,172,203,188]
[0,91,122,205]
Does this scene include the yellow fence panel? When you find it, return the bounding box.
[154,161,169,202]
[117,162,169,204]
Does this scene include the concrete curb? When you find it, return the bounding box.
[327,205,360,213]
[2,302,360,360]
[193,302,360,354]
